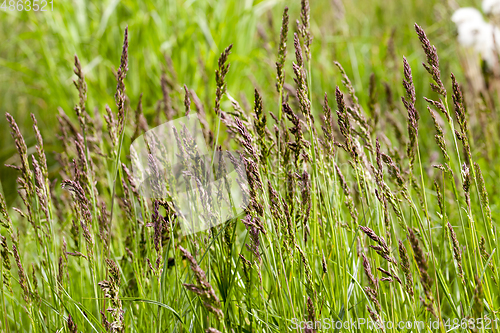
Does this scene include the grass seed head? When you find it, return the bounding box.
[398,240,414,298]
[0,191,13,232]
[6,113,34,198]
[402,56,416,105]
[73,55,87,131]
[183,84,191,116]
[180,246,223,319]
[306,295,315,322]
[0,235,12,292]
[242,214,263,261]
[31,113,48,180]
[13,244,30,304]
[473,275,484,317]
[366,305,385,332]
[214,44,233,116]
[401,57,419,170]
[364,287,381,313]
[67,314,78,333]
[424,97,450,122]
[447,222,464,282]
[474,163,494,234]
[428,107,450,163]
[414,23,446,96]
[298,0,312,60]
[407,227,433,300]
[115,27,129,134]
[276,7,289,93]
[361,252,378,289]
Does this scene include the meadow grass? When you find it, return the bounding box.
[1,0,500,332]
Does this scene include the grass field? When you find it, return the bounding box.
[2,0,500,332]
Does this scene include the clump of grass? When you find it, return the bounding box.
[1,1,500,332]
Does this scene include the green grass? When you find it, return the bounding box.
[2,0,500,332]
[0,0,472,196]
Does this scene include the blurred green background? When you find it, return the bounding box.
[0,0,475,203]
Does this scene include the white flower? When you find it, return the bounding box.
[457,20,500,67]
[483,0,500,15]
[457,20,489,48]
[451,7,484,26]
[478,25,500,67]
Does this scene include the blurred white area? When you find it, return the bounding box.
[483,0,500,15]
[451,7,484,25]
[452,4,500,68]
